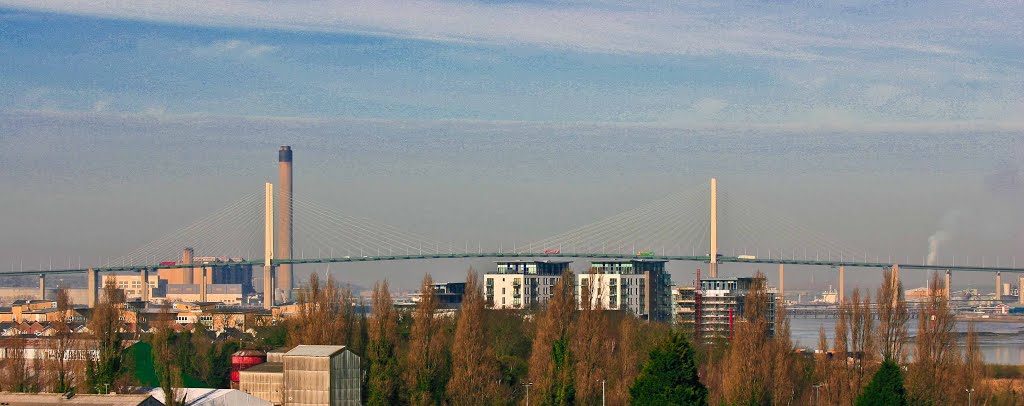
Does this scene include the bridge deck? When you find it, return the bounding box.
[2,253,1021,276]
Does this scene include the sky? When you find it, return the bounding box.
[1,1,1023,292]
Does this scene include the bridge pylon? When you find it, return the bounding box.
[87,267,97,308]
[264,182,275,309]
[709,178,718,278]
[996,271,1003,301]
[838,266,845,304]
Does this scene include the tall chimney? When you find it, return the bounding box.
[277,146,293,301]
[182,247,194,284]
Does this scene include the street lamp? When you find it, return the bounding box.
[812,383,822,405]
[966,388,975,406]
[597,379,606,406]
[523,382,533,405]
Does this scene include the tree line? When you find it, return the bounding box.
[281,268,1023,405]
[3,269,1023,405]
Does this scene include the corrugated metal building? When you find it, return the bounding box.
[239,362,284,405]
[284,345,361,406]
[239,345,361,406]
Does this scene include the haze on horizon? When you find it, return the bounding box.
[1,1,1023,291]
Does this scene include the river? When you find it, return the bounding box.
[789,318,1024,365]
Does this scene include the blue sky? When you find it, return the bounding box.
[2,1,1024,290]
[1,0,1022,127]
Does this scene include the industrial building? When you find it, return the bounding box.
[157,249,255,294]
[675,277,777,339]
[485,260,572,309]
[238,345,361,406]
[577,260,673,322]
[165,283,246,305]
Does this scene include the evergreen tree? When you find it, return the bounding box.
[629,332,707,406]
[855,360,907,406]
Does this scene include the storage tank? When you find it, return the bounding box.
[230,349,267,387]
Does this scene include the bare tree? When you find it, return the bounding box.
[907,273,960,405]
[876,268,909,362]
[448,269,504,405]
[50,287,77,393]
[962,321,985,399]
[720,271,802,405]
[367,279,401,406]
[86,279,126,393]
[526,269,577,405]
[573,271,608,405]
[288,273,353,346]
[404,274,451,406]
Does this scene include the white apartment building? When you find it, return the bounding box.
[576,260,673,322]
[485,261,572,309]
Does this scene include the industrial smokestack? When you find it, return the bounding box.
[277,146,293,301]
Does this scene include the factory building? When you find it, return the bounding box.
[102,273,162,300]
[485,260,572,310]
[577,260,673,322]
[165,284,246,306]
[239,345,361,406]
[675,277,777,339]
[157,249,255,294]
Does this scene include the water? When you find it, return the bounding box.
[789,318,1024,365]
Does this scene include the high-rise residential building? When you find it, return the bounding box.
[577,259,673,322]
[675,277,777,340]
[485,260,572,310]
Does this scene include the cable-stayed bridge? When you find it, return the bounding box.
[3,147,1021,309]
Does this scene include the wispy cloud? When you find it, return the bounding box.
[11,107,1024,134]
[192,39,279,58]
[0,0,997,60]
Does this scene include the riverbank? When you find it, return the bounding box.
[957,314,1024,323]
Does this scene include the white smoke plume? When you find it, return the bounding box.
[926,210,962,265]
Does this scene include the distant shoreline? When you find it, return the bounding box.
[956,314,1024,323]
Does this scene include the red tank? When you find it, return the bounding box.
[230,350,266,384]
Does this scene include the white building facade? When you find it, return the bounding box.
[485,261,571,310]
[576,260,673,322]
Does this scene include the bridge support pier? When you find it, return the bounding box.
[87,268,97,308]
[997,271,1003,301]
[263,266,274,309]
[141,268,150,303]
[945,270,951,301]
[889,264,900,306]
[838,266,845,304]
[264,182,275,310]
[778,264,784,301]
[1019,275,1024,305]
[38,274,45,300]
[200,267,208,303]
